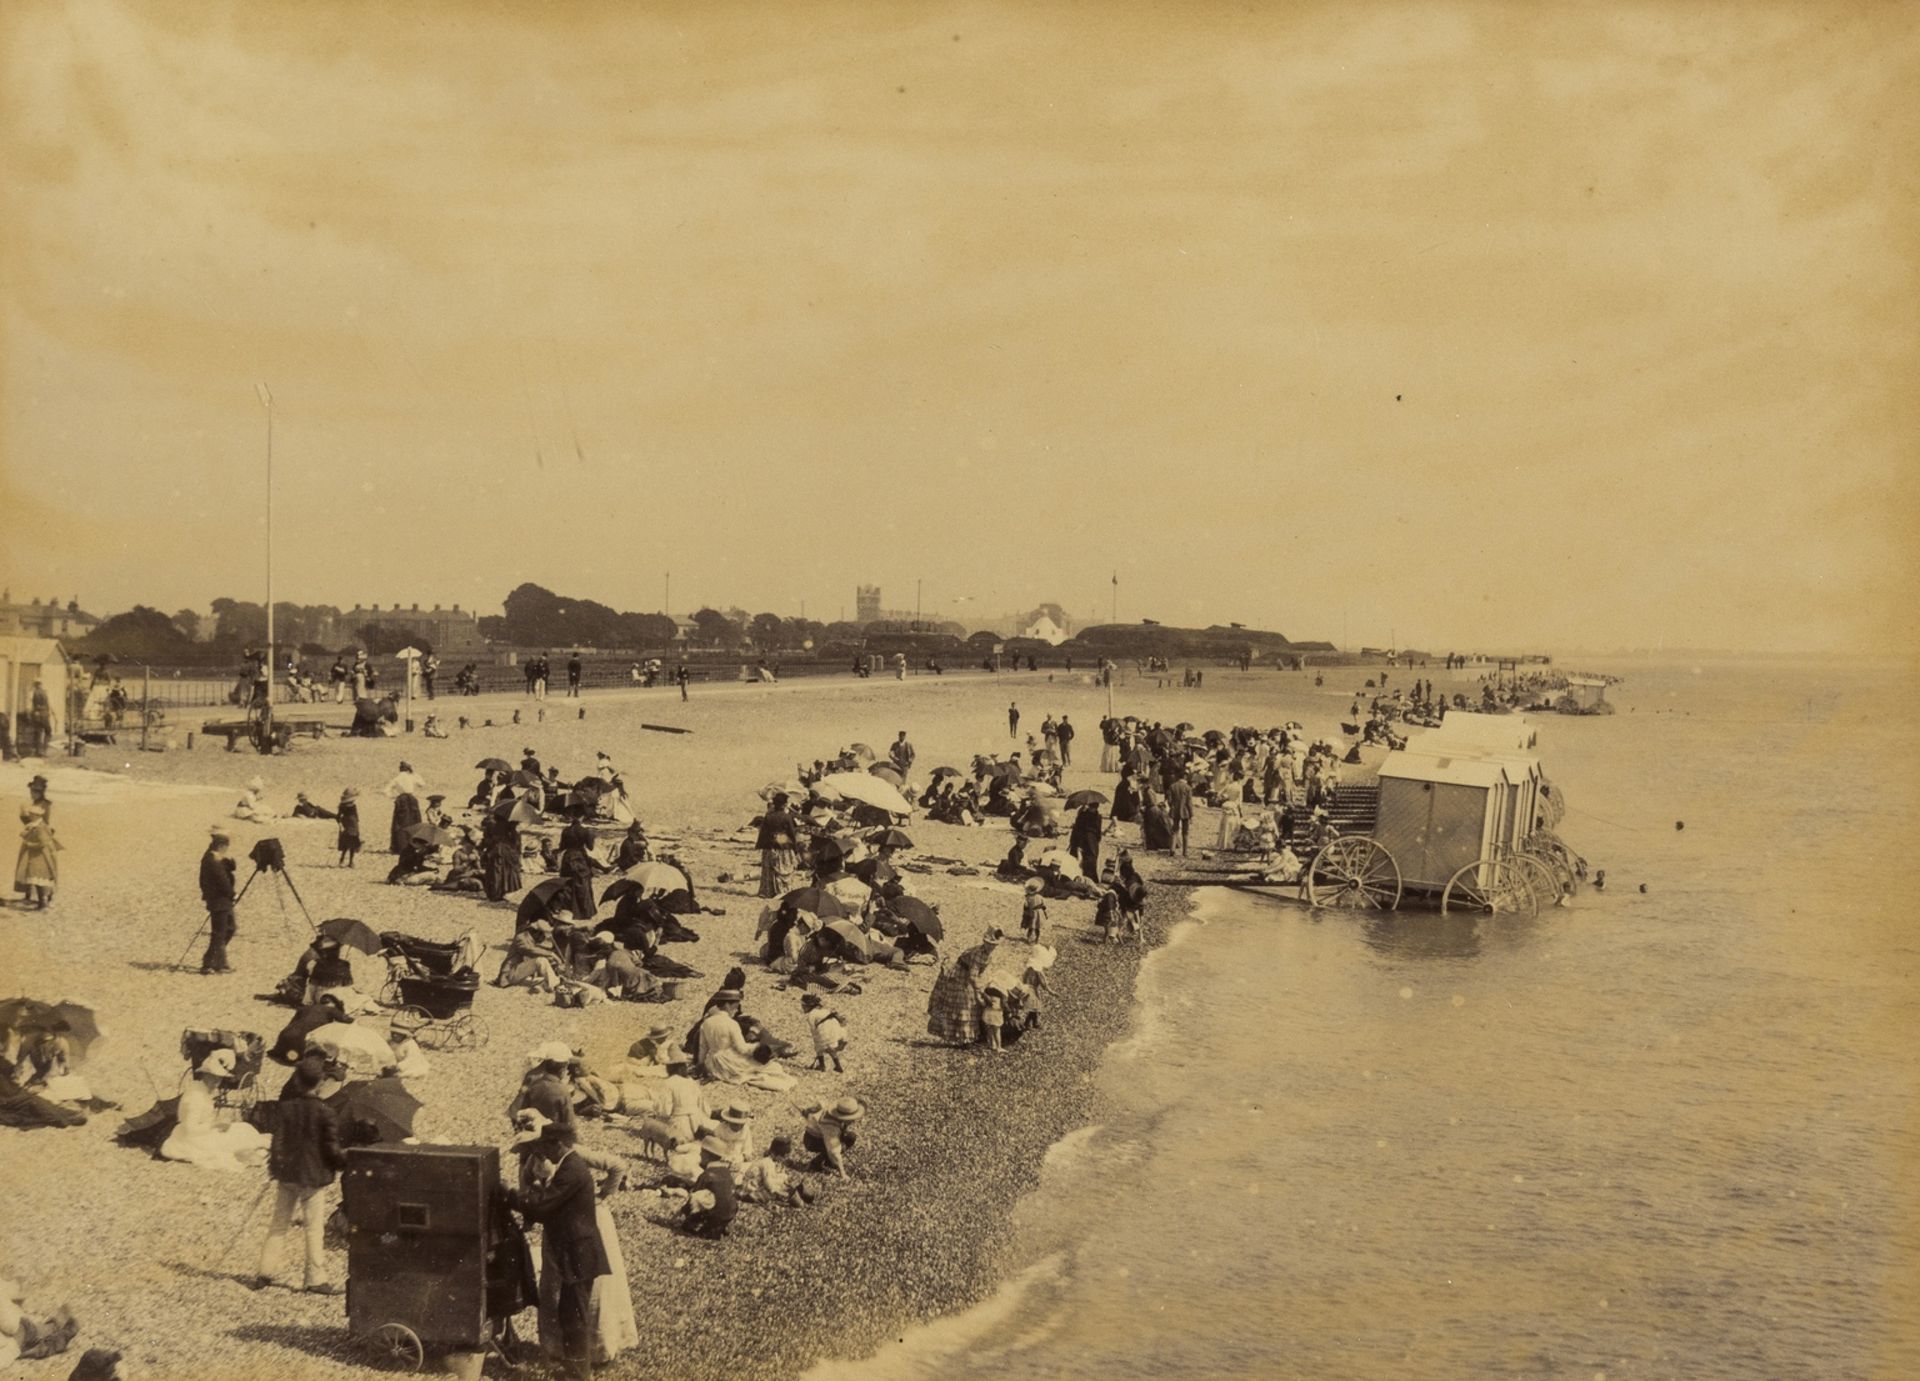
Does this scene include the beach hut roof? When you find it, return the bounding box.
[1377,752,1512,789]
[0,636,71,663]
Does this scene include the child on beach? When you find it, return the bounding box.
[802,993,848,1072]
[1096,886,1123,944]
[739,1135,815,1206]
[1021,878,1047,943]
[336,788,361,868]
[980,986,1006,1050]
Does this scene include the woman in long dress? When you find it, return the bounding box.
[697,999,796,1092]
[12,806,58,909]
[755,795,799,899]
[384,761,426,854]
[483,818,523,902]
[161,1051,267,1171]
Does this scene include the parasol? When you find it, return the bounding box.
[603,861,692,905]
[780,886,852,919]
[867,763,905,787]
[1065,790,1109,808]
[865,827,914,851]
[761,781,807,803]
[929,766,962,780]
[405,823,457,851]
[1035,849,1082,878]
[817,772,911,816]
[515,877,574,928]
[325,1076,423,1143]
[846,743,876,763]
[1027,782,1060,798]
[307,1021,394,1076]
[821,919,875,957]
[492,796,543,825]
[474,757,512,772]
[888,895,943,939]
[315,917,383,956]
[114,1096,181,1150]
[510,770,540,789]
[0,997,104,1066]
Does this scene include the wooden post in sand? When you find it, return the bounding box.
[141,664,151,753]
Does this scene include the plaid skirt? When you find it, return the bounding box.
[925,966,980,1045]
[758,847,797,899]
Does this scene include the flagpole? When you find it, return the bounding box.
[256,384,273,708]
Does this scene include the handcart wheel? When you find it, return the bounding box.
[1442,860,1538,919]
[378,975,405,1007]
[367,1322,425,1372]
[393,1006,436,1045]
[1305,837,1402,911]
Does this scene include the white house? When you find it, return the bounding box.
[1021,613,1069,645]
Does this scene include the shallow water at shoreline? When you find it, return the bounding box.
[828,661,1920,1379]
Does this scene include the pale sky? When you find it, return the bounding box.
[2,1,1914,653]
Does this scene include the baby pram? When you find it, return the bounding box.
[379,931,487,1052]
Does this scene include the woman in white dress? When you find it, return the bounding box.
[160,1050,268,1171]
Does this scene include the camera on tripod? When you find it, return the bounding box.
[249,838,287,873]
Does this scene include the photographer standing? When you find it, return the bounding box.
[199,829,237,975]
[253,1053,348,1294]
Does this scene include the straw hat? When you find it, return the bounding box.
[696,1134,733,1161]
[825,1097,865,1123]
[714,1104,752,1128]
[1023,878,1043,894]
[196,1048,237,1080]
[712,988,743,1006]
[341,786,358,800]
[510,1108,552,1146]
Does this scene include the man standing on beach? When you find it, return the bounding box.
[254,1053,347,1295]
[889,731,915,779]
[507,1120,608,1380]
[1167,776,1194,857]
[199,829,238,974]
[567,652,583,697]
[1057,715,1075,768]
[1008,702,1020,739]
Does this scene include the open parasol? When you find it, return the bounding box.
[846,743,877,763]
[780,886,852,919]
[474,757,512,772]
[1065,790,1109,808]
[516,877,575,928]
[888,895,943,939]
[1027,781,1060,798]
[405,823,457,851]
[865,827,914,851]
[510,770,541,789]
[114,1096,181,1150]
[492,796,543,825]
[867,763,905,787]
[820,919,875,958]
[816,772,911,817]
[1035,849,1082,878]
[0,997,104,1066]
[307,1020,394,1076]
[315,917,383,956]
[929,766,962,780]
[326,1076,423,1143]
[602,861,692,906]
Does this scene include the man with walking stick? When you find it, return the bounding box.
[251,1053,347,1295]
[200,829,238,975]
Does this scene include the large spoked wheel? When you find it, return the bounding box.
[1306,838,1403,910]
[445,1011,487,1051]
[1442,860,1539,919]
[1494,846,1564,909]
[366,1322,424,1372]
[1523,830,1583,890]
[394,1006,437,1046]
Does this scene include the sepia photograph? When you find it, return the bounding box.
[2,3,1916,1378]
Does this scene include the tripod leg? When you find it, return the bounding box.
[215,1177,277,1273]
[175,918,211,972]
[269,874,296,943]
[235,866,264,903]
[277,867,318,930]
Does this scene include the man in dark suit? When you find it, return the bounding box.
[199,829,238,974]
[508,1121,609,1380]
[1167,776,1194,857]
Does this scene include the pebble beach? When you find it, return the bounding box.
[0,666,1336,1380]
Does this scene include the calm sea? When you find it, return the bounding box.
[821,660,1920,1380]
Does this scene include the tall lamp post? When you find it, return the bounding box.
[256,383,274,716]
